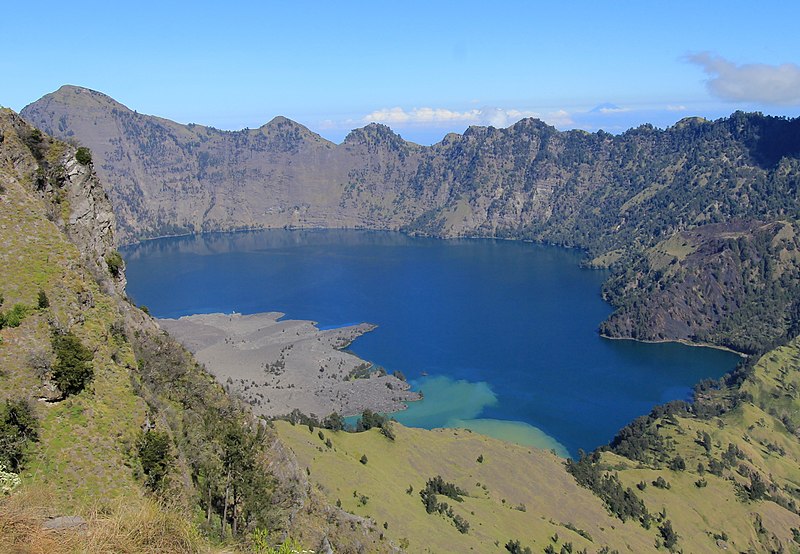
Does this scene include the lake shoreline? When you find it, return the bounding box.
[159,312,421,420]
[599,332,748,358]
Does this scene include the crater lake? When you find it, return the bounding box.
[121,229,741,456]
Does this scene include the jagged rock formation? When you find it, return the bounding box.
[21,86,800,351]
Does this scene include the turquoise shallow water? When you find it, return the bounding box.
[122,229,741,456]
[389,375,570,456]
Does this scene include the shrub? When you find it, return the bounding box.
[2,304,29,328]
[566,451,649,525]
[505,539,533,554]
[51,331,94,397]
[323,412,345,431]
[105,251,124,278]
[668,455,686,471]
[380,421,396,441]
[659,519,679,550]
[137,430,172,491]
[249,529,303,553]
[356,409,387,431]
[0,462,21,494]
[748,472,767,501]
[453,513,470,534]
[652,476,671,489]
[36,290,49,309]
[75,146,92,165]
[0,399,39,471]
[359,454,368,465]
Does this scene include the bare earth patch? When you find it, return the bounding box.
[159,312,420,419]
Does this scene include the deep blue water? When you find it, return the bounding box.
[121,229,741,456]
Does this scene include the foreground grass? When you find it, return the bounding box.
[0,487,207,554]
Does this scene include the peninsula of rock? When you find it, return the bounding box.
[158,312,420,419]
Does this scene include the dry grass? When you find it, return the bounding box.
[0,487,214,554]
[0,487,79,553]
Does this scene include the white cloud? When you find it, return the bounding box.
[598,106,630,114]
[686,52,800,105]
[545,109,574,127]
[666,105,687,112]
[590,103,630,115]
[363,107,478,124]
[362,106,572,129]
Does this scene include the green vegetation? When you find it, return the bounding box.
[420,475,467,504]
[0,112,332,552]
[105,250,124,277]
[0,301,29,330]
[51,330,94,397]
[0,399,39,472]
[249,529,304,553]
[137,429,172,491]
[659,519,678,550]
[566,452,649,525]
[75,146,92,165]
[322,411,345,431]
[277,421,658,552]
[419,476,470,533]
[36,290,49,309]
[131,329,278,539]
[505,539,532,554]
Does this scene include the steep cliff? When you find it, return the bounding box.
[22,86,424,242]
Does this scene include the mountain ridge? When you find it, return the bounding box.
[21,86,800,352]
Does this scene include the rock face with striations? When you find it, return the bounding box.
[21,86,425,243]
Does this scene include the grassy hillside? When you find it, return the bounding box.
[278,337,800,553]
[277,421,658,553]
[0,107,146,505]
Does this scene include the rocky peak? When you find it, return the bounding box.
[36,84,131,114]
[257,116,331,150]
[343,122,412,153]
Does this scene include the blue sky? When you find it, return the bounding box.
[3,1,800,144]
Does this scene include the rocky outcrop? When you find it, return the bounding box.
[60,151,125,293]
[0,108,125,295]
